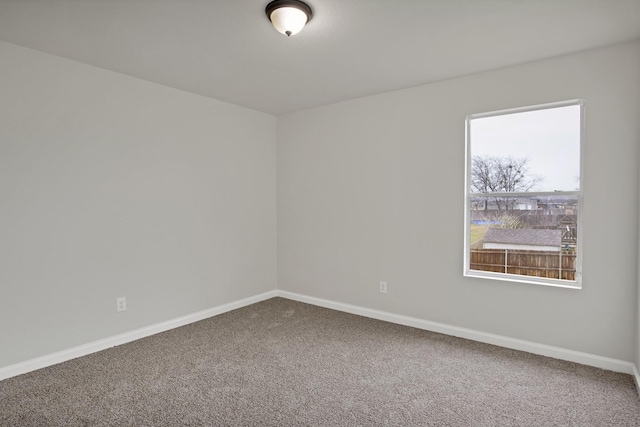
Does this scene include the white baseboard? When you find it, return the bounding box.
[3,288,639,398]
[633,364,640,397]
[0,290,277,381]
[276,290,638,378]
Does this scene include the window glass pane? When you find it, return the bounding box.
[469,195,578,281]
[466,101,582,286]
[469,105,581,193]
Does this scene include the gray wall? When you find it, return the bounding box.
[0,41,277,368]
[2,38,639,370]
[277,40,640,362]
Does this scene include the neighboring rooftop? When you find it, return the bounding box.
[483,228,562,247]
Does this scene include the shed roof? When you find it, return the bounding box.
[483,228,561,247]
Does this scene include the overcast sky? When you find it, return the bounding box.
[469,104,581,192]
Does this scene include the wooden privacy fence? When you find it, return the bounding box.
[470,249,576,281]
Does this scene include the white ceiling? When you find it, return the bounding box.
[0,0,639,115]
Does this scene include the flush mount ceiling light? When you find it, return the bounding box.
[265,0,313,37]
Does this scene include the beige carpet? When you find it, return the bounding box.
[1,297,639,426]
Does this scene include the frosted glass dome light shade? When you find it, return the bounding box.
[270,7,307,36]
[266,0,313,36]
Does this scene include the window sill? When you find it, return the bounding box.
[464,269,582,289]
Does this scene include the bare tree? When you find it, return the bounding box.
[492,213,524,228]
[471,156,542,210]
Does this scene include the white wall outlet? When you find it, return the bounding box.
[379,281,387,294]
[116,297,127,312]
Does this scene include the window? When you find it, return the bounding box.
[464,100,584,288]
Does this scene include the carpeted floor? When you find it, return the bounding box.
[1,297,639,426]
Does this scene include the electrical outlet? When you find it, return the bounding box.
[379,281,387,294]
[116,297,127,312]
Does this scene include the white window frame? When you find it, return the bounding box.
[463,99,584,289]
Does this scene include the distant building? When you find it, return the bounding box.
[470,197,539,211]
[470,196,578,215]
[482,228,561,252]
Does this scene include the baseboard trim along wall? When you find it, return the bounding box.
[276,290,639,382]
[0,290,278,381]
[2,288,639,397]
[633,364,640,397]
